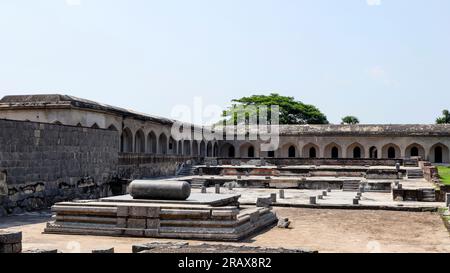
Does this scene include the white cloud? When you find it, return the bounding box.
[369,66,399,87]
[366,0,382,6]
[66,0,81,6]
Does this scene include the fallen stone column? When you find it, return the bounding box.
[129,180,191,200]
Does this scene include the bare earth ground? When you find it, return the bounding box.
[1,208,449,253]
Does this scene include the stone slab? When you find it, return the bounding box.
[101,193,240,207]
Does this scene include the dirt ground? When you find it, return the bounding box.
[1,208,450,253]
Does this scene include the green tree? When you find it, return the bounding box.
[436,109,450,124]
[222,93,328,125]
[341,116,360,125]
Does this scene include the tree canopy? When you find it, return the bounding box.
[222,93,329,125]
[436,109,450,124]
[341,116,360,125]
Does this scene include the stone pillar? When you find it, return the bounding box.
[322,191,327,196]
[215,183,220,194]
[201,186,207,194]
[309,196,316,205]
[353,198,359,205]
[279,189,285,199]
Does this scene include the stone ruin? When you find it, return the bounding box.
[45,180,278,241]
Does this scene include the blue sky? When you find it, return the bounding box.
[0,0,449,124]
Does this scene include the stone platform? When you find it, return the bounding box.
[44,194,277,241]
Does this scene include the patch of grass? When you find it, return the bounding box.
[437,166,450,185]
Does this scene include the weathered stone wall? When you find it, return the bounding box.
[118,153,195,180]
[0,119,119,215]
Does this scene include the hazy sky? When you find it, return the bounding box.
[0,0,449,124]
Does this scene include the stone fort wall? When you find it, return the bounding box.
[0,119,193,216]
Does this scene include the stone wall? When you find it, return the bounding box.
[0,119,119,215]
[118,153,195,180]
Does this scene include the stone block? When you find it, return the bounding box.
[256,197,272,208]
[123,229,144,237]
[353,198,359,205]
[116,206,128,217]
[270,193,277,203]
[129,206,148,218]
[249,212,259,224]
[144,229,159,237]
[146,207,160,218]
[92,248,114,253]
[201,186,207,194]
[309,196,316,205]
[215,184,220,194]
[127,218,147,229]
[146,219,160,229]
[318,195,323,200]
[0,231,22,244]
[279,189,285,199]
[0,244,13,253]
[322,191,327,196]
[117,217,127,228]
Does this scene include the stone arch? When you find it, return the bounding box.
[369,146,378,159]
[200,140,206,157]
[220,143,235,158]
[302,143,319,158]
[381,143,401,159]
[281,143,297,158]
[346,143,365,159]
[429,143,449,163]
[239,143,255,158]
[120,127,133,153]
[158,133,168,154]
[134,129,145,153]
[192,141,199,156]
[169,136,177,155]
[405,143,425,158]
[183,140,191,155]
[147,131,157,154]
[324,143,342,159]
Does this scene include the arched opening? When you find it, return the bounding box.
[353,147,362,159]
[169,137,177,154]
[302,143,319,159]
[435,146,443,163]
[369,146,378,159]
[430,143,449,163]
[325,143,341,158]
[200,141,206,157]
[158,133,168,154]
[248,146,255,158]
[331,147,339,159]
[192,141,199,156]
[183,140,191,155]
[178,140,183,155]
[120,128,133,153]
[382,144,400,159]
[91,123,100,129]
[388,147,396,159]
[288,146,296,158]
[405,143,425,159]
[207,142,213,157]
[228,146,235,157]
[134,129,145,153]
[213,143,219,157]
[147,131,157,154]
